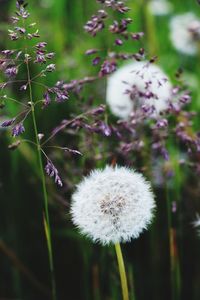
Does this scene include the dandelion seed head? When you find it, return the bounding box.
[71,165,155,245]
[148,0,173,16]
[106,61,172,120]
[170,13,200,55]
[192,213,200,228]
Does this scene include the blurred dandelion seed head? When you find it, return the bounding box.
[148,0,173,16]
[70,165,155,245]
[170,13,200,55]
[106,61,172,120]
[192,214,200,228]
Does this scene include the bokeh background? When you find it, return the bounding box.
[0,0,200,299]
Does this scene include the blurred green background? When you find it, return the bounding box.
[0,0,200,299]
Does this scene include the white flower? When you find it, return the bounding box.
[170,13,200,56]
[70,165,155,245]
[148,0,173,16]
[106,61,172,120]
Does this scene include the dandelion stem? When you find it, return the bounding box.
[115,243,129,300]
[25,54,57,300]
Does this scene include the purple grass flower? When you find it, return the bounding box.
[98,121,112,136]
[179,93,191,104]
[109,18,132,35]
[15,26,26,34]
[36,42,47,49]
[85,49,99,55]
[1,50,15,57]
[141,104,155,115]
[92,57,101,65]
[115,39,123,45]
[20,84,27,91]
[90,105,105,115]
[15,0,30,18]
[43,92,51,108]
[156,119,168,129]
[9,32,19,40]
[84,10,107,36]
[1,119,15,127]
[49,82,70,103]
[11,16,20,23]
[46,52,55,59]
[161,147,169,161]
[121,142,133,153]
[131,32,144,40]
[64,148,82,155]
[111,125,122,138]
[99,60,117,76]
[34,54,46,64]
[55,91,69,103]
[5,66,18,77]
[112,2,130,13]
[45,160,63,187]
[12,123,25,137]
[98,0,130,13]
[46,64,56,72]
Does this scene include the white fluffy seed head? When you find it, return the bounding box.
[192,213,200,237]
[106,61,172,120]
[170,13,200,56]
[148,0,173,16]
[192,213,200,228]
[70,165,156,245]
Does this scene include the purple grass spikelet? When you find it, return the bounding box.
[45,160,63,187]
[1,119,15,127]
[12,123,25,137]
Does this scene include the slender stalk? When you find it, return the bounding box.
[166,146,181,300]
[5,96,29,107]
[166,184,180,300]
[141,0,159,57]
[115,243,129,300]
[166,183,175,299]
[25,57,56,300]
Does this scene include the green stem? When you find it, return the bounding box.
[142,0,159,57]
[115,243,129,300]
[166,145,181,300]
[25,59,56,300]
